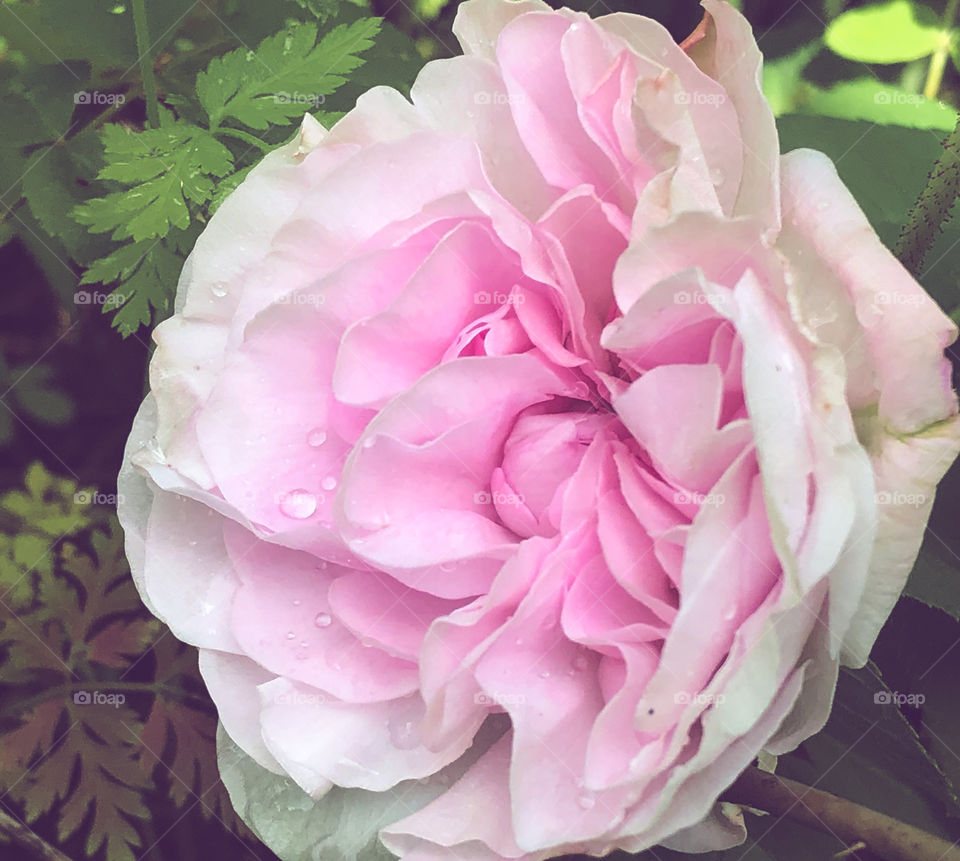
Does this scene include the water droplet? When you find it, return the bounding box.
[315,560,329,571]
[299,640,309,648]
[279,489,317,519]
[210,282,228,298]
[388,716,421,750]
[321,475,337,491]
[314,612,332,628]
[292,598,302,606]
[361,638,375,648]
[577,792,596,810]
[515,637,524,646]
[539,670,551,679]
[572,653,590,671]
[817,200,830,211]
[709,167,725,185]
[307,428,327,447]
[286,631,296,640]
[362,436,376,449]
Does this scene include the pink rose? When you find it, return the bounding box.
[119,0,960,857]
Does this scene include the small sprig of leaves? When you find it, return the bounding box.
[73,16,381,336]
[0,463,252,860]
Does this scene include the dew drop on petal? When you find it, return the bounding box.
[709,167,725,185]
[388,716,421,750]
[292,598,302,607]
[210,282,228,298]
[577,792,596,810]
[279,489,317,519]
[307,428,327,447]
[362,436,376,449]
[286,631,296,640]
[539,670,551,679]
[314,612,332,628]
[321,476,337,491]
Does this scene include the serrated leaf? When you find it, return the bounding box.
[825,0,945,63]
[198,18,380,130]
[73,124,233,242]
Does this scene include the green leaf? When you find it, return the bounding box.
[773,666,957,840]
[825,0,945,63]
[800,79,957,131]
[904,537,960,620]
[197,18,381,130]
[73,124,233,242]
[85,240,183,337]
[9,364,74,426]
[287,0,341,21]
[762,42,820,116]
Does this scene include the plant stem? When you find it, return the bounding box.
[215,127,273,152]
[723,766,960,861]
[923,0,959,100]
[0,807,71,861]
[131,0,160,128]
[894,112,960,275]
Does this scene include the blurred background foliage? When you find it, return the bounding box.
[3,0,960,859]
